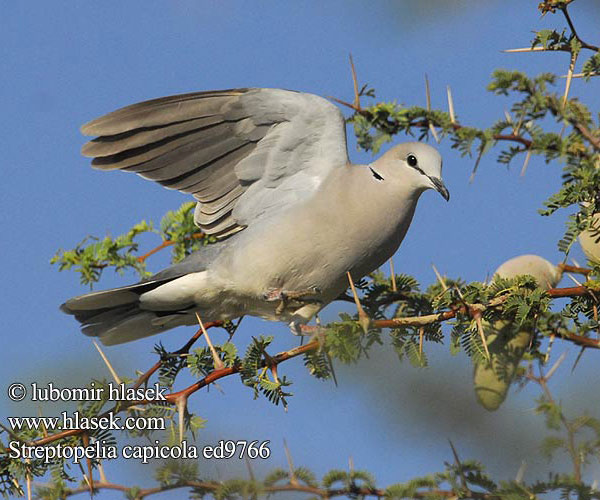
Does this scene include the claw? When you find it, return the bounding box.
[263,286,322,315]
[263,286,321,302]
[289,323,321,336]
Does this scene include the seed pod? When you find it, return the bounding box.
[473,255,562,411]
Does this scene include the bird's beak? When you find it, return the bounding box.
[429,176,450,201]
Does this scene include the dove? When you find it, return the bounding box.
[473,254,562,411]
[61,88,449,345]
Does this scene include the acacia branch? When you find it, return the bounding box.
[28,337,319,447]
[51,478,495,500]
[132,320,224,390]
[332,96,535,150]
[561,5,600,52]
[23,286,600,449]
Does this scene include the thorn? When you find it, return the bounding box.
[211,381,226,395]
[328,95,362,113]
[347,271,371,333]
[389,258,397,292]
[473,310,491,361]
[429,121,440,143]
[513,114,524,136]
[515,460,527,483]
[545,350,568,381]
[520,148,532,177]
[559,72,599,79]
[26,462,31,500]
[326,351,338,387]
[431,263,448,291]
[11,478,23,497]
[263,350,280,384]
[424,75,440,143]
[446,85,456,124]
[570,257,582,269]
[196,313,224,370]
[448,440,468,489]
[98,460,108,483]
[81,433,94,494]
[559,121,567,139]
[283,439,298,486]
[469,148,485,183]
[567,272,599,303]
[37,406,48,439]
[419,327,424,356]
[81,472,92,493]
[545,334,555,364]
[349,54,361,111]
[348,455,354,475]
[502,46,549,53]
[562,51,576,107]
[503,109,513,124]
[93,341,122,385]
[425,74,432,111]
[571,346,586,373]
[176,395,187,444]
[245,456,256,482]
[566,273,584,287]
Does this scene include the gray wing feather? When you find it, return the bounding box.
[81,90,247,135]
[81,88,348,238]
[81,116,225,158]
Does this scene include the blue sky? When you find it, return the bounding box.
[1,1,599,498]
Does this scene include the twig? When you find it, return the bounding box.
[561,5,600,51]
[557,263,591,276]
[136,233,205,263]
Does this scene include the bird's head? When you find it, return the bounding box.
[370,142,449,201]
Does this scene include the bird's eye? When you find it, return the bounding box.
[407,154,418,167]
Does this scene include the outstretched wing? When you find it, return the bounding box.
[81,88,349,239]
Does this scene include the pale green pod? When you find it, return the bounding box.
[473,255,562,411]
[579,213,600,264]
[474,320,532,411]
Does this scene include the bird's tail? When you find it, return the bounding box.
[61,277,192,346]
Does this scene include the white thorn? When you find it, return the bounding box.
[93,341,122,385]
[446,85,456,123]
[520,149,532,177]
[196,313,224,370]
[503,47,549,53]
[546,351,568,381]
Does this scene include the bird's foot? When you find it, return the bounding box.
[288,323,322,336]
[263,286,322,315]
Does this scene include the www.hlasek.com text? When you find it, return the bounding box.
[8,411,165,432]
